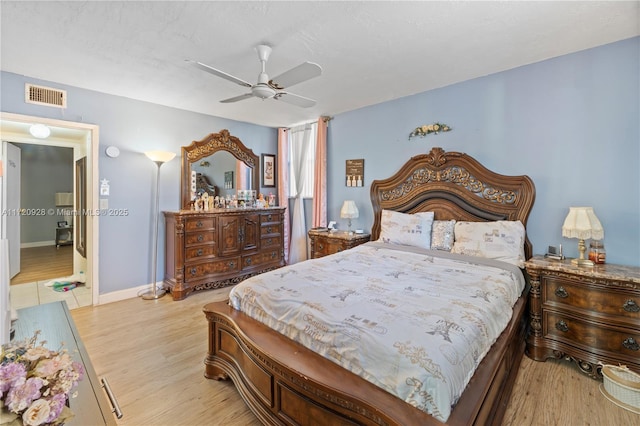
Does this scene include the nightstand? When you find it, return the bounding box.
[308,229,370,259]
[525,255,640,378]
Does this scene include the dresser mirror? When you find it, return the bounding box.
[181,129,260,209]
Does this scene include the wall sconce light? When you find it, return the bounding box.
[29,124,51,139]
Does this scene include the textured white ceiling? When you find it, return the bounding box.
[1,1,638,128]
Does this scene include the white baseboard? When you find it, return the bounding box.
[21,241,55,248]
[96,282,165,305]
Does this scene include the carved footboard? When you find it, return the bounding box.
[203,288,528,426]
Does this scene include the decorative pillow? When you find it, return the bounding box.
[431,220,456,251]
[451,220,526,267]
[378,210,434,249]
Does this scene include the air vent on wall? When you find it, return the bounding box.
[25,84,67,108]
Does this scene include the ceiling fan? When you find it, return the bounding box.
[188,45,322,108]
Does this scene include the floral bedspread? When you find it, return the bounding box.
[229,241,525,422]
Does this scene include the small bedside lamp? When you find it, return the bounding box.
[340,200,359,234]
[562,207,604,267]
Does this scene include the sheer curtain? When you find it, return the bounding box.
[288,123,315,264]
[277,128,290,263]
[312,117,328,228]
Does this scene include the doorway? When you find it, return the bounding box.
[0,112,100,308]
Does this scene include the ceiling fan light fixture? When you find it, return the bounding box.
[252,84,275,99]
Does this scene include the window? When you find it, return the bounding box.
[288,122,316,198]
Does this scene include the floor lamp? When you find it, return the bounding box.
[141,151,176,300]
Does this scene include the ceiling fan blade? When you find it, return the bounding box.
[273,92,316,108]
[220,93,254,103]
[269,62,322,89]
[187,60,252,88]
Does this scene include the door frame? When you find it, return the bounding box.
[0,112,100,305]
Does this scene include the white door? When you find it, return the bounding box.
[2,142,21,278]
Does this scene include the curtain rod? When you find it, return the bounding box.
[282,115,333,131]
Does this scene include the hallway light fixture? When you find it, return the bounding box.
[141,150,176,300]
[29,123,51,139]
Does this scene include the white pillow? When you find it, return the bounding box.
[431,220,456,251]
[378,210,434,249]
[451,220,526,267]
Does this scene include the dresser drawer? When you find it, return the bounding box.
[261,223,282,237]
[185,244,217,261]
[260,212,280,224]
[242,249,282,269]
[543,276,640,321]
[185,217,215,231]
[544,310,640,359]
[185,231,216,246]
[184,257,240,281]
[261,235,281,249]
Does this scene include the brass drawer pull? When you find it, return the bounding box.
[267,214,272,221]
[197,234,204,242]
[555,320,569,332]
[555,286,568,298]
[623,299,639,313]
[246,258,252,266]
[318,243,324,250]
[267,226,272,233]
[190,267,197,276]
[228,261,235,269]
[271,252,277,259]
[623,337,639,351]
[196,249,203,256]
[196,220,203,228]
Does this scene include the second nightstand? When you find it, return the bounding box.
[525,255,640,378]
[308,229,371,259]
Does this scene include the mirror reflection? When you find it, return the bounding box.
[180,129,260,209]
[191,151,253,199]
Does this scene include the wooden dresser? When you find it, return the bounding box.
[308,229,371,259]
[525,255,640,378]
[164,207,286,300]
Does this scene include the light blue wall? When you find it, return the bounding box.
[2,36,638,296]
[19,144,73,244]
[327,37,639,267]
[1,71,278,293]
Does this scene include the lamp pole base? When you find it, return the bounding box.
[571,258,594,267]
[141,289,167,300]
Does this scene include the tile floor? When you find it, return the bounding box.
[10,280,91,310]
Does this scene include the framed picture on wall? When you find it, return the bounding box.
[262,154,276,188]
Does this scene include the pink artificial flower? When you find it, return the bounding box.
[0,362,27,393]
[6,376,44,413]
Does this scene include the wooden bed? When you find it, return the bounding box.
[203,147,536,425]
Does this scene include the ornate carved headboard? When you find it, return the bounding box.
[370,147,536,259]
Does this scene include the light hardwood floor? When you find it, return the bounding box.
[10,245,73,285]
[70,288,639,426]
